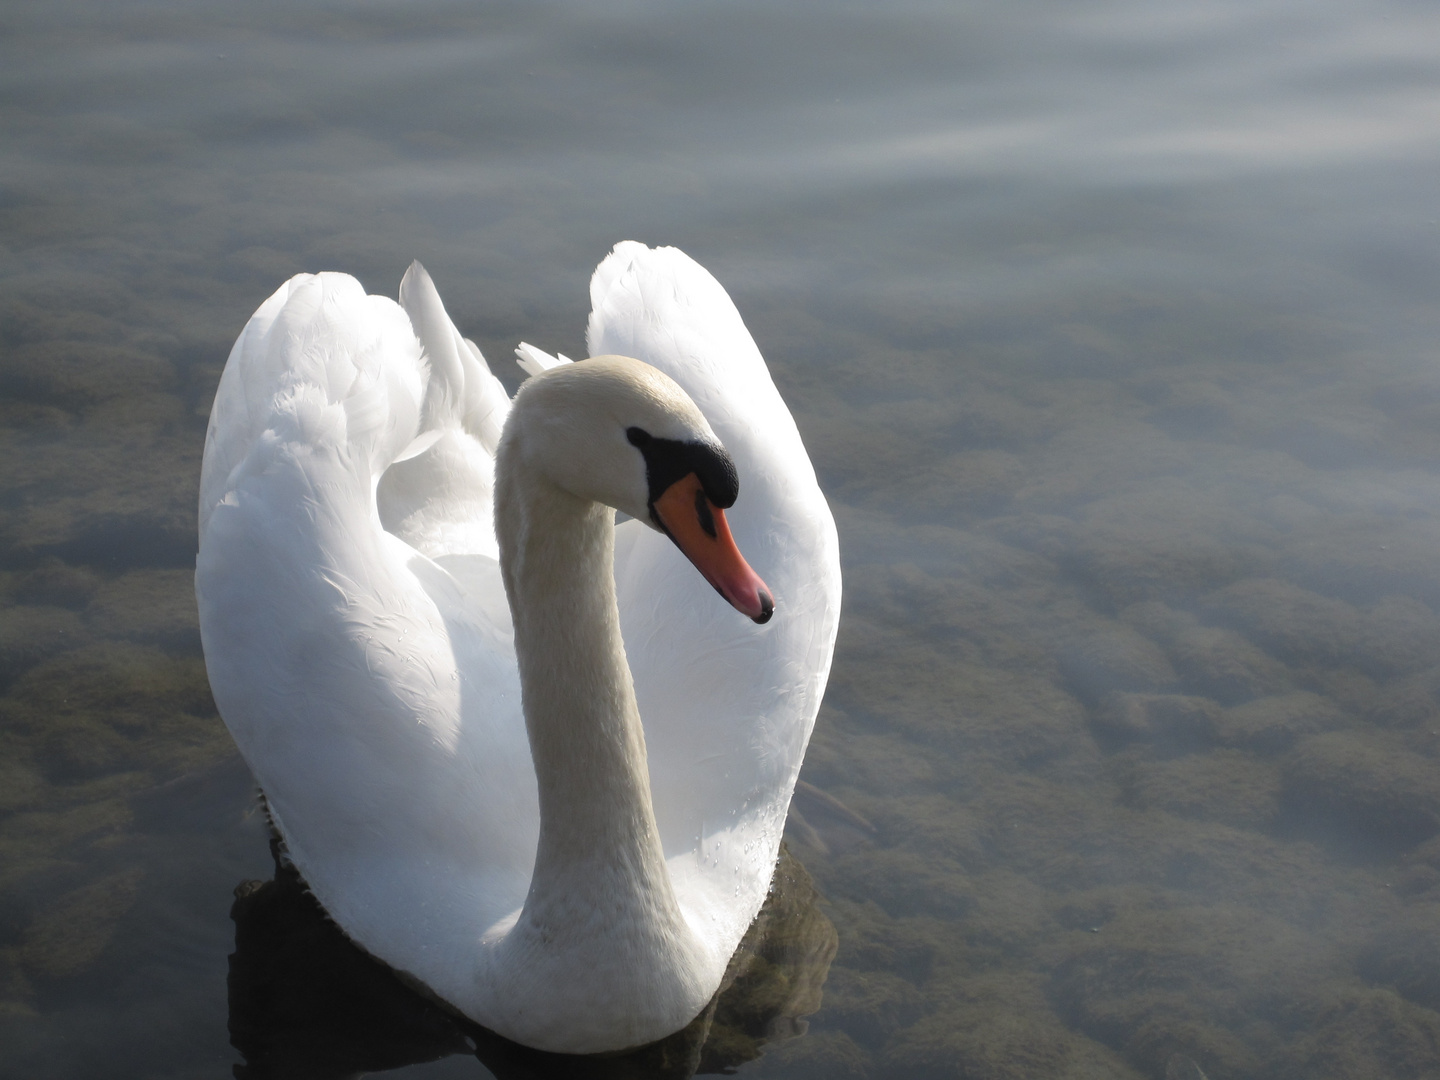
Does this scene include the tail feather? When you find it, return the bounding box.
[379,262,511,560]
[399,261,511,453]
[514,341,573,378]
[459,337,509,454]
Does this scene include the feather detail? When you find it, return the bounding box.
[514,341,573,378]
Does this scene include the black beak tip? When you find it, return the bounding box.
[752,590,775,625]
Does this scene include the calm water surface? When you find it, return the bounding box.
[4,1,1440,1077]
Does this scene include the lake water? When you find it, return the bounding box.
[4,1,1440,1077]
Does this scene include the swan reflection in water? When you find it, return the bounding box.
[227,841,837,1080]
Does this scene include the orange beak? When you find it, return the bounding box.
[652,472,774,624]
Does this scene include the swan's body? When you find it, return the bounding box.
[195,243,841,1053]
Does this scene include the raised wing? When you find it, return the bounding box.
[199,273,424,538]
[195,270,536,999]
[590,243,843,950]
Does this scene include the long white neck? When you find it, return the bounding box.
[494,456,707,1013]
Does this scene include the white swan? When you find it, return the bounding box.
[194,242,841,1054]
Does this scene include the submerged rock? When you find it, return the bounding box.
[1122,603,1292,705]
[17,868,143,981]
[1216,692,1346,753]
[1120,749,1282,831]
[1282,987,1440,1080]
[1202,578,1440,680]
[0,604,87,688]
[1358,908,1440,1011]
[85,569,200,652]
[1093,693,1221,752]
[1053,622,1179,706]
[1282,730,1440,850]
[11,559,101,608]
[885,970,1144,1080]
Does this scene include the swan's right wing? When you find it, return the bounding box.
[196,272,537,1011]
[589,243,842,955]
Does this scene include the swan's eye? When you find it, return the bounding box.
[694,487,717,539]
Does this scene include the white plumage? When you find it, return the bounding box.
[195,242,841,1052]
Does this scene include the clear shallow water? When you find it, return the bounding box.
[3,0,1440,1076]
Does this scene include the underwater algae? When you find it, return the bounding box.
[0,257,251,1076]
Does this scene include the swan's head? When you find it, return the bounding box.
[505,355,774,623]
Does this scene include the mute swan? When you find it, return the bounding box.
[195,242,841,1054]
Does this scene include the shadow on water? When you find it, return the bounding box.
[227,843,837,1080]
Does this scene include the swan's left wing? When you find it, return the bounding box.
[588,243,842,953]
[197,270,537,1015]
